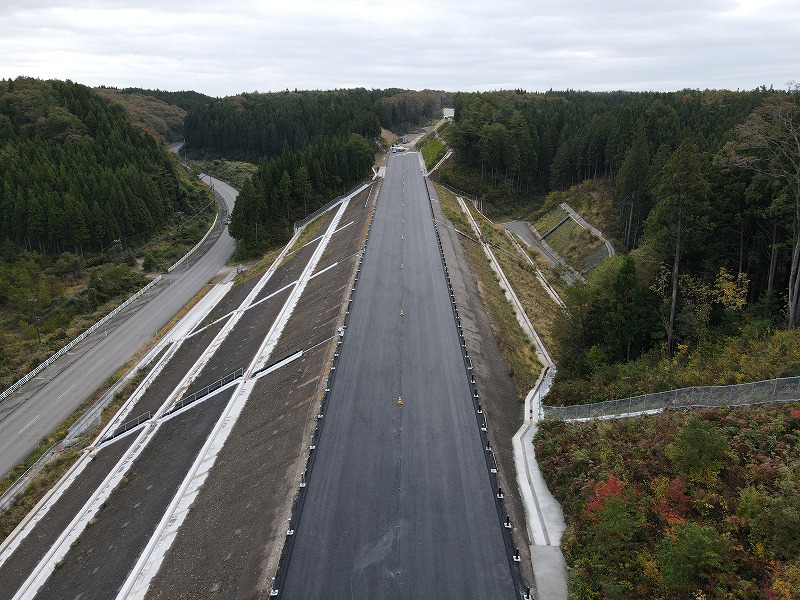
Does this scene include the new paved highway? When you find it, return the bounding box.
[279,154,517,599]
[0,175,236,477]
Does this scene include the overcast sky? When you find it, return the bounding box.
[1,0,797,97]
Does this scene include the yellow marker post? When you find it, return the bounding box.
[397,397,403,406]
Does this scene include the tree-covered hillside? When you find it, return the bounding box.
[0,77,213,389]
[437,88,800,404]
[101,87,215,112]
[193,88,448,257]
[442,89,768,208]
[0,77,184,254]
[94,88,188,142]
[184,88,447,162]
[228,134,375,257]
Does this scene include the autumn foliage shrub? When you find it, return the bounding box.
[547,328,800,406]
[536,404,800,598]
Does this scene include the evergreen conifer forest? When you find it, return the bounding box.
[2,75,799,597]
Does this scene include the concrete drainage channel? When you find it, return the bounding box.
[454,192,568,599]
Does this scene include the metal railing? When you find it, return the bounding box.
[437,182,483,213]
[168,213,218,272]
[0,275,163,404]
[543,376,800,421]
[168,368,244,414]
[100,411,152,445]
[0,441,61,512]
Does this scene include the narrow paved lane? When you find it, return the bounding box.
[280,154,516,599]
[0,175,236,477]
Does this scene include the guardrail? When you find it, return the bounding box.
[0,441,61,512]
[168,212,218,273]
[0,275,163,405]
[437,181,484,213]
[543,376,800,421]
[99,411,151,445]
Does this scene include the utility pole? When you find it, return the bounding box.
[29,297,41,347]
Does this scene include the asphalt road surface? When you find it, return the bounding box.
[502,220,579,285]
[0,175,236,477]
[279,154,516,599]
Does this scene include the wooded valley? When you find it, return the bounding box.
[2,75,799,598]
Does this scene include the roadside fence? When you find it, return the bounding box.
[99,411,151,445]
[437,182,483,213]
[167,368,244,415]
[168,213,218,272]
[0,441,61,513]
[543,376,800,421]
[0,275,163,405]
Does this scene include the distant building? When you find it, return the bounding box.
[443,108,455,121]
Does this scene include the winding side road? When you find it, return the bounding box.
[0,174,236,477]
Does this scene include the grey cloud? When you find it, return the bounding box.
[0,0,797,95]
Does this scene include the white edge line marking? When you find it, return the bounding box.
[56,384,76,401]
[17,415,40,435]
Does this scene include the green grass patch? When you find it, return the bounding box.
[421,136,447,170]
[533,206,569,236]
[546,219,603,273]
[189,158,258,190]
[437,184,550,397]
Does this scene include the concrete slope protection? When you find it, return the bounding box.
[0,175,236,478]
[279,154,517,599]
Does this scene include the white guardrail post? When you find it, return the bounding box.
[0,187,225,405]
[0,275,163,404]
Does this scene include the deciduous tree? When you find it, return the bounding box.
[722,87,800,328]
[644,139,711,357]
